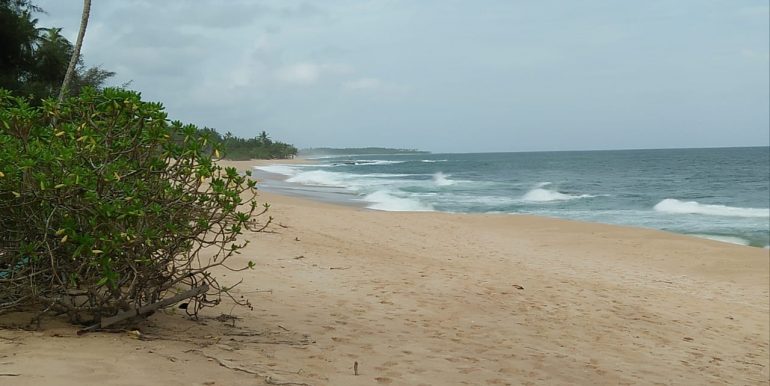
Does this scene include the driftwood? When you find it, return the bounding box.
[77,285,209,335]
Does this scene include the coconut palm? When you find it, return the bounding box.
[58,0,90,102]
[0,3,41,90]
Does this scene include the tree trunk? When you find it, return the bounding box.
[58,0,91,102]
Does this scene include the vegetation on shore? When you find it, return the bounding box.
[0,1,274,324]
[1,0,296,160]
[0,87,267,324]
[300,147,428,157]
[198,128,298,160]
[1,0,114,102]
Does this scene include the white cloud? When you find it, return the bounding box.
[276,63,321,84]
[275,62,352,85]
[343,77,382,90]
[341,77,410,95]
[740,49,770,61]
[737,5,770,19]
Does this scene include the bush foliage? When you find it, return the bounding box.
[0,88,267,324]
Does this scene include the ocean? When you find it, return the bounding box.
[253,147,770,248]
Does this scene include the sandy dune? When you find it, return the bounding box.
[1,159,767,385]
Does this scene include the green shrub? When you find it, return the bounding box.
[0,88,267,324]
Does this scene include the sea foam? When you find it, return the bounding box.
[286,170,349,187]
[690,234,751,246]
[363,190,434,212]
[347,160,405,166]
[653,199,769,218]
[432,172,455,187]
[521,183,594,202]
[254,164,299,176]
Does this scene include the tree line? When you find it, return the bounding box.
[198,128,298,160]
[1,0,297,160]
[1,0,112,101]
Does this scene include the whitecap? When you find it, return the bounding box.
[348,160,406,166]
[521,183,595,202]
[286,170,349,187]
[653,199,769,218]
[254,165,300,176]
[362,190,434,212]
[432,172,455,187]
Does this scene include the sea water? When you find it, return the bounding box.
[253,147,770,248]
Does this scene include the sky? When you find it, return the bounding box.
[35,0,769,153]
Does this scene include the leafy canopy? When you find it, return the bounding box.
[0,87,267,323]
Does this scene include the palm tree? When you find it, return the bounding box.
[58,0,90,102]
[0,3,41,90]
[258,131,272,146]
[33,27,72,96]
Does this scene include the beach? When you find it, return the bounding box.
[1,159,768,385]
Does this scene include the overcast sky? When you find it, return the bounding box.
[35,0,769,153]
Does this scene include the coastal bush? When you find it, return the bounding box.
[0,88,267,324]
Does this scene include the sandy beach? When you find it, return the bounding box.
[1,159,767,385]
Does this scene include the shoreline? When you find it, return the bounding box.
[2,158,766,385]
[226,159,769,249]
[222,161,770,383]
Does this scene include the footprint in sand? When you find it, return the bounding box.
[374,377,393,384]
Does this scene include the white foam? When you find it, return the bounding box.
[521,183,594,202]
[421,159,447,163]
[351,160,406,166]
[363,190,434,212]
[654,199,769,218]
[690,234,751,246]
[254,164,299,176]
[432,172,455,187]
[286,170,349,187]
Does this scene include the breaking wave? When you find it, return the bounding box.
[521,183,595,202]
[254,165,300,176]
[286,170,349,187]
[363,190,434,212]
[654,199,769,218]
[432,172,455,186]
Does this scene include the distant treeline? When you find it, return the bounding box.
[198,128,297,160]
[300,147,429,157]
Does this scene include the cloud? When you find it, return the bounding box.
[740,49,770,61]
[343,77,382,90]
[275,62,351,85]
[275,63,322,84]
[737,5,770,19]
[342,77,409,95]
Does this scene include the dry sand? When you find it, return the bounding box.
[1,159,767,385]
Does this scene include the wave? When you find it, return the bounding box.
[521,183,595,202]
[285,170,417,191]
[432,172,455,187]
[362,190,434,212]
[690,234,751,246]
[286,170,350,187]
[653,199,769,218]
[337,159,405,166]
[254,165,300,176]
[421,159,447,163]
